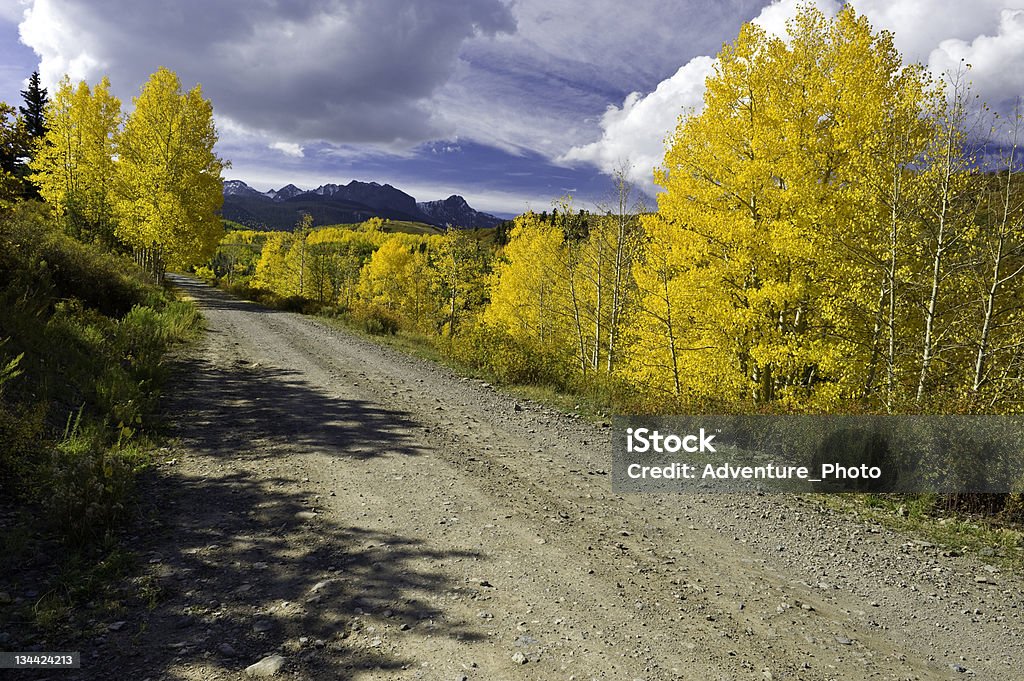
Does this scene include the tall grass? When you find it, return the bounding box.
[0,201,200,545]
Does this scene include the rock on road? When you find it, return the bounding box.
[81,274,1022,680]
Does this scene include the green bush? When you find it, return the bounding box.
[357,304,401,335]
[119,306,168,378]
[44,432,138,546]
[224,281,280,308]
[449,324,572,388]
[158,300,202,341]
[0,202,151,318]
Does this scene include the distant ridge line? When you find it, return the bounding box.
[221,179,503,231]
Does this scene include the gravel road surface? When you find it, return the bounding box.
[73,275,1024,680]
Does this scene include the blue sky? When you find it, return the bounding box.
[3,0,1024,216]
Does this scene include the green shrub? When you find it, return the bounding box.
[448,324,572,388]
[280,295,311,313]
[357,304,401,335]
[224,281,280,308]
[0,202,151,318]
[156,300,202,342]
[94,368,145,430]
[193,264,215,280]
[44,432,137,546]
[119,305,168,380]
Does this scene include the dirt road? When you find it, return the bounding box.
[77,275,1022,680]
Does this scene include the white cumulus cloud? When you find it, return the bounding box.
[562,0,840,189]
[0,0,28,23]
[565,0,1024,190]
[560,57,715,188]
[750,0,839,38]
[926,7,1024,110]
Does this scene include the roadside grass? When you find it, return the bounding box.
[211,276,1024,572]
[0,201,202,645]
[317,316,620,422]
[822,493,1024,571]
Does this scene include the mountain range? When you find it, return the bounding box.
[221,179,504,231]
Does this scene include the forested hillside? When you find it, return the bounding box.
[0,203,199,543]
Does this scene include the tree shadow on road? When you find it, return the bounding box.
[166,352,428,462]
[67,463,488,680]
[53,326,488,679]
[165,274,278,315]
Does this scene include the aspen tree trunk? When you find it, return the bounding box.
[917,94,962,404]
[886,168,902,410]
[916,202,946,402]
[973,110,1022,393]
[299,237,305,296]
[568,265,587,375]
[862,276,886,397]
[974,228,1005,392]
[607,220,625,373]
[555,203,590,376]
[606,170,637,374]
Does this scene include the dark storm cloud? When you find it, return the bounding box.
[21,0,516,144]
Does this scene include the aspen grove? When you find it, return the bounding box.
[30,67,226,276]
[212,6,1024,417]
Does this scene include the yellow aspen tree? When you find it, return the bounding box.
[215,230,264,284]
[253,232,297,295]
[308,227,383,308]
[305,238,335,305]
[972,107,1024,405]
[624,213,738,400]
[577,213,612,373]
[655,18,818,405]
[913,70,978,404]
[548,197,593,375]
[430,229,486,337]
[293,213,313,297]
[113,67,226,274]
[648,4,935,408]
[30,77,121,245]
[596,165,645,374]
[799,9,936,409]
[485,212,567,350]
[354,233,435,330]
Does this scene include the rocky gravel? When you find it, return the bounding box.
[23,274,1023,680]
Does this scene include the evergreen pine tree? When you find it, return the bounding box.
[19,71,48,139]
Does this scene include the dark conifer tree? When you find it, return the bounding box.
[20,71,48,139]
